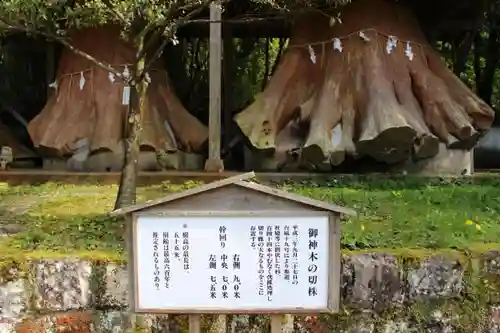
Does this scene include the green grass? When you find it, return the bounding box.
[0,176,500,257]
[285,176,500,250]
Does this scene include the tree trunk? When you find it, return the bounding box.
[114,84,141,209]
[114,35,147,209]
[29,25,208,172]
[235,0,495,170]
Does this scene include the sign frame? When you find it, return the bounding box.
[129,210,341,315]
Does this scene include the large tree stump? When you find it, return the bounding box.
[235,0,494,171]
[29,26,208,172]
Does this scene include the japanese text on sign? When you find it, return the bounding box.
[134,215,329,311]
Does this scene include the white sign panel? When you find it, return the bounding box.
[134,215,329,312]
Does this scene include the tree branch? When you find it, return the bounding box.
[0,19,126,81]
[100,0,129,27]
[136,0,214,83]
[135,1,212,65]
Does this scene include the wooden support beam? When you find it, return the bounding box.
[222,21,234,159]
[204,2,224,172]
[189,315,201,333]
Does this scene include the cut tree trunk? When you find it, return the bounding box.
[235,0,494,170]
[28,26,208,172]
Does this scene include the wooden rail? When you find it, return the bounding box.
[0,169,498,186]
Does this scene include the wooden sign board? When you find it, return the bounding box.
[110,172,356,330]
[133,211,331,313]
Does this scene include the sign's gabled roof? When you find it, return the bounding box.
[109,171,356,217]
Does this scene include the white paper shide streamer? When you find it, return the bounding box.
[386,36,398,54]
[48,80,58,91]
[333,38,343,52]
[79,72,86,90]
[405,42,414,61]
[123,65,130,79]
[48,63,158,97]
[308,45,317,64]
[359,31,370,42]
[53,30,421,100]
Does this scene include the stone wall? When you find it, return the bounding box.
[0,251,499,333]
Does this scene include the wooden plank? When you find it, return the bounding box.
[222,22,234,156]
[327,214,341,312]
[189,315,201,333]
[133,307,327,315]
[205,2,224,172]
[126,215,137,313]
[270,315,282,333]
[137,210,332,217]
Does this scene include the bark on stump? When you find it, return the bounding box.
[28,26,208,172]
[235,0,494,171]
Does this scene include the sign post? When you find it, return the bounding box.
[111,172,356,333]
[189,314,201,333]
